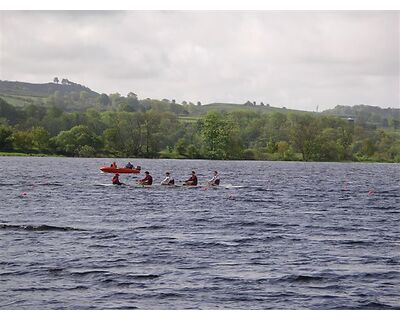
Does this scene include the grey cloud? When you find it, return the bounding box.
[0,10,398,110]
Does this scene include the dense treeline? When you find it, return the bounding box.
[1,97,399,162]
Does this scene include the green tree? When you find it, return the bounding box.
[53,91,66,108]
[186,144,199,159]
[277,141,289,159]
[360,138,376,157]
[109,93,123,108]
[0,98,22,125]
[84,108,107,135]
[391,119,400,130]
[103,128,121,155]
[98,93,111,107]
[12,130,33,151]
[317,128,342,161]
[126,92,141,111]
[200,112,228,159]
[200,111,242,159]
[142,111,162,157]
[53,125,101,156]
[102,112,144,157]
[78,145,96,157]
[266,137,277,153]
[31,127,50,151]
[290,114,321,161]
[174,138,187,156]
[0,124,14,151]
[24,104,47,122]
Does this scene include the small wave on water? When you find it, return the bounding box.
[347,301,398,310]
[0,182,16,186]
[0,223,85,232]
[277,274,325,283]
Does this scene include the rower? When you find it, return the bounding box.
[138,171,153,185]
[208,171,220,186]
[112,173,122,185]
[184,171,198,186]
[161,172,175,185]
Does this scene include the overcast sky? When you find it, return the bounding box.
[0,11,399,110]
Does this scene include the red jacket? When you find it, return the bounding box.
[186,175,198,185]
[112,176,121,185]
[140,175,153,185]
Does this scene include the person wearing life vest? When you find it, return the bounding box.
[110,161,117,168]
[208,171,220,186]
[161,172,175,185]
[112,173,122,185]
[184,171,198,186]
[138,171,153,185]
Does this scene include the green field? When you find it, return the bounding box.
[178,116,200,123]
[0,93,45,107]
[190,103,295,115]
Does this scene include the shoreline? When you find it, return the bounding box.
[0,152,63,157]
[0,152,398,163]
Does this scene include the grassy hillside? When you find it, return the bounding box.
[0,80,98,97]
[0,80,102,111]
[0,93,46,107]
[201,102,307,114]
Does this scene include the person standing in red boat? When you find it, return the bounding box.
[138,171,153,185]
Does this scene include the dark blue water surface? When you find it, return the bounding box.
[0,157,399,309]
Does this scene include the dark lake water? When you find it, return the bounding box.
[0,157,399,309]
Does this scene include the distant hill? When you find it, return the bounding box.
[188,102,309,116]
[323,104,400,117]
[0,79,310,114]
[1,79,398,128]
[0,80,99,97]
[0,79,101,111]
[322,104,400,129]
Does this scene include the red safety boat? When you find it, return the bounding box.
[100,166,141,174]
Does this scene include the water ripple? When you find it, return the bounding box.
[0,158,399,309]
